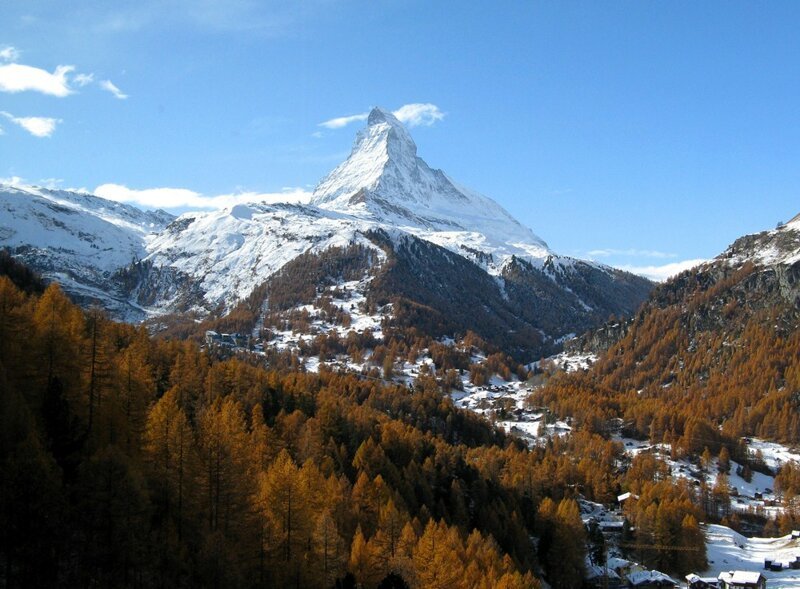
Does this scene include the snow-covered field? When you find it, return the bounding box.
[748,440,800,472]
[703,525,800,589]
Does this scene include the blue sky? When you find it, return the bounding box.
[2,1,799,279]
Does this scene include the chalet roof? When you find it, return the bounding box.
[607,557,634,570]
[686,574,718,585]
[718,571,764,585]
[628,570,678,586]
[586,564,621,580]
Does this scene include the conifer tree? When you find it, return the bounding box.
[313,509,347,588]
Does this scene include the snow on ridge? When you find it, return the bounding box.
[717,214,800,269]
[0,184,153,273]
[2,183,173,236]
[145,202,386,310]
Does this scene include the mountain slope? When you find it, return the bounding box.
[0,184,173,316]
[542,214,800,445]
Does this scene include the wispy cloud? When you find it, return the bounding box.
[94,183,312,211]
[74,72,95,87]
[0,63,75,96]
[319,112,369,130]
[38,177,64,189]
[319,103,446,131]
[588,248,677,260]
[393,103,445,127]
[99,79,128,99]
[0,176,62,188]
[0,46,21,63]
[616,259,707,282]
[1,111,61,137]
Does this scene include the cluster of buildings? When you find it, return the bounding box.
[205,330,264,353]
[686,571,766,589]
[587,563,768,589]
[581,497,787,589]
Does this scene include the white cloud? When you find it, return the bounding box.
[588,248,677,259]
[1,111,61,137]
[94,183,312,211]
[0,63,74,96]
[0,46,20,63]
[0,51,120,100]
[0,176,65,190]
[319,102,446,130]
[319,112,369,130]
[616,259,707,282]
[99,79,128,99]
[74,72,95,87]
[392,103,445,127]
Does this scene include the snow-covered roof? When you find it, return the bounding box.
[686,574,719,585]
[628,570,678,586]
[618,492,639,502]
[586,564,621,580]
[718,571,764,585]
[607,557,634,570]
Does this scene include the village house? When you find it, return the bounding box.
[584,564,623,589]
[626,569,679,589]
[685,573,719,589]
[716,571,766,589]
[607,557,645,578]
[618,492,639,504]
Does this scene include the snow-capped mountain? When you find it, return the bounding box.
[311,108,549,264]
[0,108,652,356]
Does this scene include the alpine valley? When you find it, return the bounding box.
[8,106,800,589]
[0,108,652,359]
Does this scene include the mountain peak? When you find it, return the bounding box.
[367,107,398,127]
[364,106,417,158]
[311,108,416,209]
[310,109,549,258]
